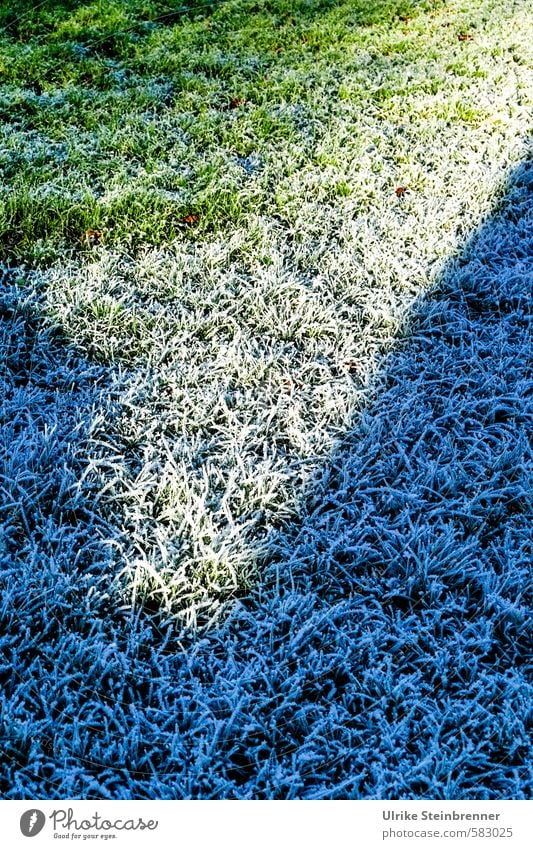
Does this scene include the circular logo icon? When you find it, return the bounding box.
[20,810,46,837]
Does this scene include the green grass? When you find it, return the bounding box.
[1,0,532,625]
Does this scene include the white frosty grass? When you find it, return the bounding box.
[3,0,533,628]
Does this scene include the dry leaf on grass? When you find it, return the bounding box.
[81,228,104,248]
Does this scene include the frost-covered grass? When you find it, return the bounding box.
[0,156,531,799]
[0,0,532,798]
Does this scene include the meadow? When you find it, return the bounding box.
[0,0,531,797]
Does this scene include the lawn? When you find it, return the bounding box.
[0,0,531,798]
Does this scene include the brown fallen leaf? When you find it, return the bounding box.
[81,228,104,247]
[227,97,246,110]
